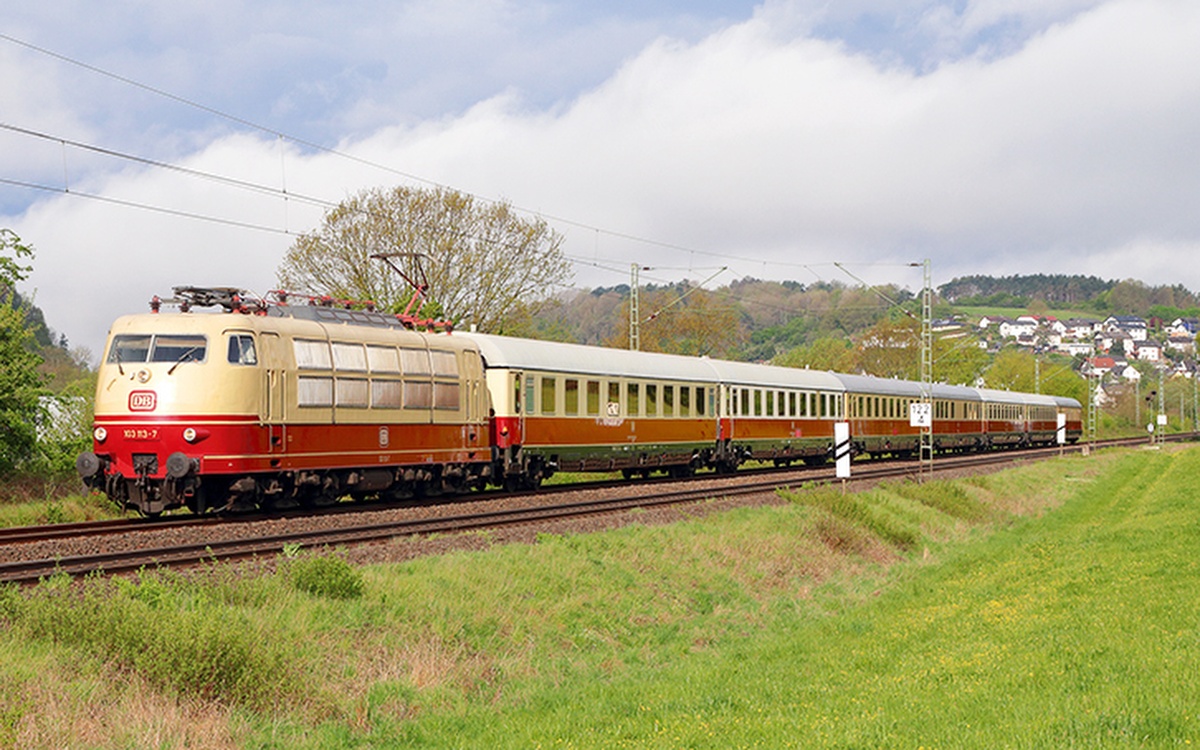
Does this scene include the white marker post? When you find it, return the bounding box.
[1057,412,1067,450]
[834,421,851,481]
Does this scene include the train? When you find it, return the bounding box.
[76,287,1083,516]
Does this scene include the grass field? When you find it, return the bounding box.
[1,446,1197,748]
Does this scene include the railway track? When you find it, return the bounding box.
[0,434,1189,585]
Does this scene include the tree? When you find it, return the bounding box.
[605,285,744,358]
[774,337,859,373]
[1,230,44,475]
[278,186,572,332]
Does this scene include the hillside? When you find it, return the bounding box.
[521,274,1200,366]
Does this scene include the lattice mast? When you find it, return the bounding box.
[920,258,934,477]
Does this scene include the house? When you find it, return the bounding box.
[977,315,1010,330]
[1063,318,1100,338]
[1057,340,1094,357]
[1166,317,1200,338]
[1000,317,1039,339]
[1173,360,1197,379]
[1104,315,1148,342]
[1115,363,1142,383]
[1084,356,1116,376]
[1167,334,1196,355]
[1133,340,1164,363]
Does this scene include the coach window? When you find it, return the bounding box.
[586,381,600,416]
[227,334,257,365]
[627,382,640,416]
[664,385,675,417]
[541,376,557,415]
[646,384,658,417]
[525,376,536,414]
[680,386,691,417]
[609,382,621,416]
[565,379,580,416]
[765,391,775,417]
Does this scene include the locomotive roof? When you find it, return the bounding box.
[459,333,846,391]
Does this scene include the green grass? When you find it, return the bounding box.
[1,447,1197,747]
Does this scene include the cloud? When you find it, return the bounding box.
[6,0,1200,359]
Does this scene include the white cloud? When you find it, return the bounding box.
[7,0,1200,359]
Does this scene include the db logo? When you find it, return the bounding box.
[129,391,157,411]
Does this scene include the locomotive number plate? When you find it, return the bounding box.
[123,428,160,441]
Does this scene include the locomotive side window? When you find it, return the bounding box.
[401,348,431,376]
[298,377,333,407]
[372,380,401,408]
[434,381,460,410]
[337,378,369,408]
[294,339,331,369]
[367,345,400,373]
[333,342,367,371]
[405,382,433,409]
[430,350,459,377]
[227,335,257,365]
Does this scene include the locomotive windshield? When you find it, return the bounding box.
[107,334,208,364]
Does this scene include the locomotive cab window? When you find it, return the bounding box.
[108,334,207,364]
[227,334,257,365]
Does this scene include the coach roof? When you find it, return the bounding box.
[461,334,846,391]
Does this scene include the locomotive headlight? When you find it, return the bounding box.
[183,427,198,443]
[93,427,108,443]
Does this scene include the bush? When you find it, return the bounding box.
[289,553,365,600]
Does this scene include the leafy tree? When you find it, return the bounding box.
[774,337,859,373]
[934,333,990,387]
[606,285,743,358]
[0,231,44,476]
[856,316,921,379]
[278,186,572,332]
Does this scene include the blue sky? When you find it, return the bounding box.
[2,0,1198,357]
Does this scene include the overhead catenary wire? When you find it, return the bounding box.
[0,31,930,285]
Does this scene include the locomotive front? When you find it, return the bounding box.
[76,310,266,515]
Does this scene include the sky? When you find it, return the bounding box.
[2,0,1199,359]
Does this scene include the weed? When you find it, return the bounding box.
[289,552,365,600]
